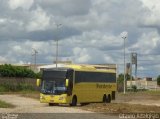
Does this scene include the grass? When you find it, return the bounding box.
[0,100,15,108]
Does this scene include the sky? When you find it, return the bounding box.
[0,0,160,77]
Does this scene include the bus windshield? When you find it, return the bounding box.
[41,80,66,94]
[41,70,67,94]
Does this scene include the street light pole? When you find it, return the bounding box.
[55,24,62,68]
[121,31,128,94]
[123,36,126,94]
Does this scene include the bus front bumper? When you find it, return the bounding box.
[40,93,69,104]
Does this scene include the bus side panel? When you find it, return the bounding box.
[72,82,116,103]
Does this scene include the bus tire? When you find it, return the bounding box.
[102,95,107,103]
[106,94,111,103]
[49,103,58,106]
[80,103,89,106]
[70,96,77,106]
[49,103,54,106]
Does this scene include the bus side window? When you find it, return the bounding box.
[66,69,73,95]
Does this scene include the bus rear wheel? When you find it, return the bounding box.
[106,94,111,103]
[80,103,89,106]
[70,96,77,106]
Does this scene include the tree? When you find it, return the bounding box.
[117,74,125,92]
[117,73,133,83]
[117,74,124,84]
[117,73,134,92]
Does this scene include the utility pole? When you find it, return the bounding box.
[32,48,38,70]
[123,36,126,94]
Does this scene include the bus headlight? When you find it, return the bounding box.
[40,95,45,100]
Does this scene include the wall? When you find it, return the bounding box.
[0,77,39,90]
[127,80,160,90]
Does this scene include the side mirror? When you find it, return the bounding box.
[65,79,69,87]
[36,79,41,87]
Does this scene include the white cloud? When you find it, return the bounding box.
[24,40,53,54]
[77,54,91,63]
[140,0,160,11]
[73,47,91,63]
[12,45,30,56]
[104,55,113,63]
[8,0,34,10]
[130,30,160,54]
[0,40,54,64]
[26,7,51,32]
[140,0,160,26]
[18,60,26,64]
[0,18,7,24]
[13,45,21,51]
[0,56,8,64]
[0,0,160,77]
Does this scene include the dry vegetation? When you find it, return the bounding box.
[77,91,160,113]
[78,103,160,113]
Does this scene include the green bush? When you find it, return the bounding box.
[117,74,133,83]
[157,75,160,86]
[132,85,137,92]
[0,64,41,78]
[117,74,124,84]
[117,74,136,92]
[35,72,42,79]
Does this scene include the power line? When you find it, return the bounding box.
[138,53,160,56]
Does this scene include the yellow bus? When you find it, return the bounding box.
[37,64,117,106]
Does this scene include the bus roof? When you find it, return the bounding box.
[40,64,116,73]
[65,64,116,73]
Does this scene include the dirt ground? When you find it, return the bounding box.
[16,90,160,114]
[77,91,160,113]
[0,94,120,119]
[1,91,160,114]
[0,94,92,113]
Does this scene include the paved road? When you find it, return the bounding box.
[0,95,119,119]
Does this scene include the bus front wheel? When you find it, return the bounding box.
[70,96,77,106]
